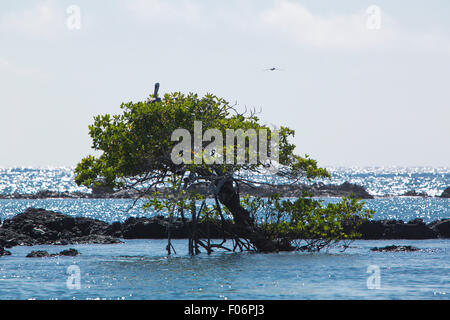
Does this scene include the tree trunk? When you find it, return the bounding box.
[216,179,285,253]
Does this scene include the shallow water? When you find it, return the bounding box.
[0,239,448,300]
[0,167,448,300]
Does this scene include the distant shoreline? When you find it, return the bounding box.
[0,182,449,200]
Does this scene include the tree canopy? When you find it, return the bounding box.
[75,90,372,254]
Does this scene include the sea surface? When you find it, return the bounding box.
[0,167,448,300]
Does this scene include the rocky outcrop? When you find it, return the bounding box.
[26,248,80,258]
[0,208,234,247]
[1,208,449,248]
[440,187,450,198]
[202,181,374,199]
[0,228,35,247]
[356,218,450,239]
[382,220,438,239]
[0,181,374,200]
[355,218,440,239]
[371,245,420,252]
[59,248,79,256]
[0,208,121,247]
[120,216,233,240]
[400,190,429,197]
[0,190,92,199]
[0,190,129,200]
[121,216,184,239]
[428,219,450,238]
[26,250,51,258]
[315,182,374,199]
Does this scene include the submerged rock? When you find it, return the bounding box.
[371,245,420,252]
[26,250,51,258]
[57,248,79,256]
[26,248,80,258]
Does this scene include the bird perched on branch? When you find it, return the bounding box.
[146,82,161,104]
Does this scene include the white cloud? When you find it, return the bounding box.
[127,0,202,24]
[0,1,64,37]
[258,1,450,54]
[259,1,397,51]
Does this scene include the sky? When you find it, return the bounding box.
[0,0,449,168]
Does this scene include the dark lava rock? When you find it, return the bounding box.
[106,221,123,238]
[92,185,114,196]
[371,245,420,252]
[440,187,450,198]
[407,218,425,225]
[401,190,429,197]
[428,219,450,238]
[121,217,187,239]
[356,219,438,240]
[26,250,51,258]
[0,181,375,200]
[238,181,374,199]
[0,228,35,247]
[0,246,12,256]
[0,208,122,246]
[70,234,121,244]
[0,190,92,200]
[2,207,448,246]
[58,248,79,256]
[120,216,234,239]
[357,220,386,239]
[382,222,438,240]
[320,182,374,199]
[26,248,80,258]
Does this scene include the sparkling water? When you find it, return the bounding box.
[0,167,448,300]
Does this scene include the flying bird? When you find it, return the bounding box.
[264,67,284,71]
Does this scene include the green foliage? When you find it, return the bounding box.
[74,92,329,190]
[244,194,374,252]
[74,90,365,253]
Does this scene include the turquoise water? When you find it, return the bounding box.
[0,167,449,300]
[1,240,448,300]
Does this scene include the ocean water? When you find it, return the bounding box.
[0,239,448,300]
[0,167,449,300]
[1,166,448,197]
